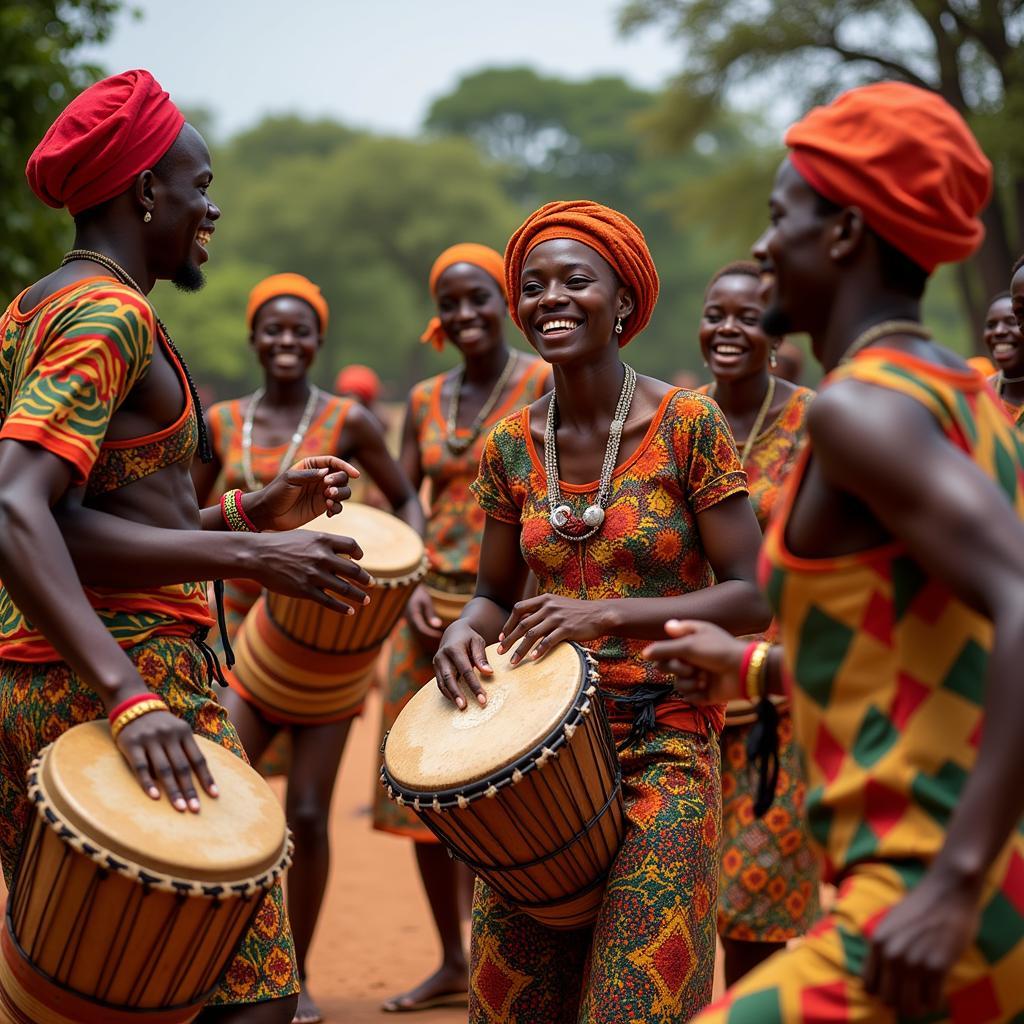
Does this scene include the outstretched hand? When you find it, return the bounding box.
[248,455,359,531]
[642,619,746,703]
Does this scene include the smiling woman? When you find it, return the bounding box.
[983,289,1024,428]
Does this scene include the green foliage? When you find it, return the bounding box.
[0,1,125,297]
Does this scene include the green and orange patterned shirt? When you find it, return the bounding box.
[472,388,748,734]
[986,375,1024,433]
[762,349,1024,882]
[412,358,548,584]
[0,277,211,662]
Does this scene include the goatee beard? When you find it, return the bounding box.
[172,261,205,293]
[761,306,792,338]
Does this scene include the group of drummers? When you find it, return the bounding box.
[1,67,1024,1024]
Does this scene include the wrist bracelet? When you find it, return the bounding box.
[220,488,258,532]
[743,641,771,702]
[110,698,169,740]
[108,692,158,725]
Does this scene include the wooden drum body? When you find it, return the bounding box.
[381,642,624,929]
[232,503,426,724]
[0,722,291,1024]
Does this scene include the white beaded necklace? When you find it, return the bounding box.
[545,364,637,542]
[241,385,321,491]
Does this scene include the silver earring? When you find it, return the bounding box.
[143,211,152,223]
[769,349,778,369]
[614,317,624,335]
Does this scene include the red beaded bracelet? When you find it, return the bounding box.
[220,488,259,532]
[738,641,759,700]
[108,691,157,725]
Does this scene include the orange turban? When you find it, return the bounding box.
[26,69,185,217]
[247,273,329,333]
[504,200,659,347]
[334,364,381,404]
[785,82,991,274]
[420,243,506,352]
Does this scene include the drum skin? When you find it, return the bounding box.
[0,722,291,1024]
[381,642,623,929]
[232,504,426,724]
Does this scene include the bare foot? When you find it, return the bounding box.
[292,986,323,1024]
[381,963,468,1013]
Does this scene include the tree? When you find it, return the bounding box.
[619,0,1024,338]
[0,1,126,297]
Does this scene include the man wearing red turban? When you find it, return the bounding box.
[0,70,373,1024]
[649,82,1024,1024]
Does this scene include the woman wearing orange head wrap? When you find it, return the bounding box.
[192,272,423,1024]
[372,243,549,1013]
[431,201,769,1022]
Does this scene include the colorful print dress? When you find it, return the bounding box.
[986,374,1024,433]
[0,278,298,1006]
[701,385,822,943]
[465,388,748,1024]
[696,350,1024,1023]
[372,357,548,839]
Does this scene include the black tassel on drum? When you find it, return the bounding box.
[747,697,781,817]
[193,624,230,688]
[600,684,674,751]
[212,579,235,670]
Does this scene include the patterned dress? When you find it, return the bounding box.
[0,278,298,1007]
[467,388,747,1024]
[696,350,1024,1023]
[372,358,549,839]
[701,385,822,943]
[986,374,1024,433]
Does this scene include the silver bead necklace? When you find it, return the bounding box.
[446,350,518,455]
[241,385,321,491]
[545,364,637,542]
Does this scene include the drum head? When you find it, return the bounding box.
[39,721,288,883]
[384,641,584,792]
[298,503,423,580]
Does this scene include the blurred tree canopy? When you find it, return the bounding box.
[619,0,1024,338]
[0,0,125,298]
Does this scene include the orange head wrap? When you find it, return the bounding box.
[504,200,659,347]
[785,82,992,274]
[26,69,185,217]
[247,273,329,334]
[420,243,507,352]
[334,364,381,404]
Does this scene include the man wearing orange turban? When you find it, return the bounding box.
[648,82,1024,1024]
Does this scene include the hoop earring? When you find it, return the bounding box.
[143,211,152,223]
[769,349,778,369]
[614,317,624,336]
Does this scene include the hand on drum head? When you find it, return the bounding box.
[114,708,218,813]
[642,619,744,703]
[247,455,360,531]
[497,594,606,666]
[434,621,493,710]
[406,585,444,650]
[251,530,372,613]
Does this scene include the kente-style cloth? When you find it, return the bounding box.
[246,273,329,333]
[785,82,991,273]
[420,243,507,352]
[466,390,745,1019]
[694,350,1024,1022]
[698,384,821,942]
[26,69,184,216]
[470,721,720,1024]
[372,358,548,840]
[0,279,211,661]
[0,635,298,1006]
[334,363,381,405]
[504,200,659,347]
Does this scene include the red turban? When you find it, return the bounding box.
[785,82,991,273]
[421,243,507,352]
[334,364,381,404]
[26,69,185,217]
[247,273,329,333]
[504,200,659,347]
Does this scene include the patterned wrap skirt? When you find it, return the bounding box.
[0,633,299,1006]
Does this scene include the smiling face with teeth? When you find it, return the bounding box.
[435,263,506,356]
[983,295,1024,376]
[699,272,778,384]
[250,295,323,383]
[518,238,633,365]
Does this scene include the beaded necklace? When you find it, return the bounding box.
[445,350,518,455]
[241,385,322,491]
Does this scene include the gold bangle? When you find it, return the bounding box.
[744,641,771,702]
[110,698,168,740]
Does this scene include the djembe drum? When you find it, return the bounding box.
[231,503,427,724]
[381,641,623,929]
[423,573,473,628]
[0,721,291,1024]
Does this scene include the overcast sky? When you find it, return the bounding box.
[83,0,682,139]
